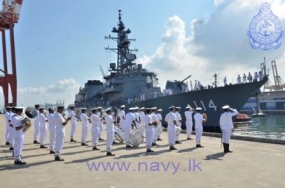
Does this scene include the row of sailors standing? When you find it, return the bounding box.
[237,71,264,84]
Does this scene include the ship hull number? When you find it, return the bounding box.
[192,99,217,111]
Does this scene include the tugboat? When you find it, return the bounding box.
[74,10,268,132]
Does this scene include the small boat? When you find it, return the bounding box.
[234,113,252,122]
[251,107,266,117]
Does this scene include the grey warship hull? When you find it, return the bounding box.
[125,78,268,133]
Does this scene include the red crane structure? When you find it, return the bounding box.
[0,0,23,106]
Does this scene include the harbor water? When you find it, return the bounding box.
[233,114,285,140]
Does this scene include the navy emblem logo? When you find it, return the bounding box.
[247,2,283,50]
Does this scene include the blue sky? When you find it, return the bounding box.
[1,0,285,107]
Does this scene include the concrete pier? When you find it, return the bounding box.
[0,115,284,188]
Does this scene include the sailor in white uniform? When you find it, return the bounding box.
[194,107,205,148]
[125,108,135,148]
[139,107,146,137]
[105,107,116,156]
[4,106,11,146]
[151,107,159,146]
[145,108,155,152]
[39,107,48,148]
[165,106,178,150]
[47,107,56,154]
[8,107,15,150]
[69,106,77,142]
[185,105,194,140]
[97,107,104,141]
[90,108,101,151]
[134,107,141,131]
[219,105,238,153]
[54,105,71,161]
[156,109,163,141]
[80,108,89,146]
[175,107,182,144]
[12,106,27,165]
[33,104,40,144]
[119,105,126,130]
[224,77,227,86]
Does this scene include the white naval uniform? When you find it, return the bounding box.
[47,113,56,151]
[151,112,158,143]
[90,113,100,147]
[175,111,182,141]
[105,114,115,152]
[157,113,162,138]
[139,111,146,136]
[194,113,204,144]
[134,112,141,130]
[54,112,66,157]
[4,111,10,143]
[125,112,135,145]
[34,110,40,141]
[145,114,154,149]
[97,111,103,138]
[119,110,126,130]
[165,112,176,146]
[80,113,89,143]
[12,114,24,161]
[39,113,47,145]
[69,110,77,138]
[185,110,193,138]
[219,108,238,144]
[8,112,15,147]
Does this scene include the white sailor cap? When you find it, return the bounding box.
[81,108,87,110]
[97,106,102,109]
[196,107,202,111]
[120,105,125,108]
[175,107,181,109]
[129,107,135,111]
[158,109,162,112]
[15,106,24,110]
[222,105,230,109]
[105,107,112,112]
[5,106,12,109]
[91,108,97,111]
[140,107,145,110]
[151,107,157,110]
[134,107,139,110]
[185,106,191,109]
[169,106,175,109]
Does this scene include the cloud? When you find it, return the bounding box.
[136,0,285,88]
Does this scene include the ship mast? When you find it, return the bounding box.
[105,10,138,73]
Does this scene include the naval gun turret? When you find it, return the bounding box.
[165,75,191,95]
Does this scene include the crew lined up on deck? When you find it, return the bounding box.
[3,103,238,165]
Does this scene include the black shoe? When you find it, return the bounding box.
[93,147,100,150]
[152,143,157,146]
[175,141,182,144]
[70,139,77,142]
[196,144,204,148]
[54,156,64,161]
[113,141,118,144]
[169,146,177,150]
[126,145,133,148]
[157,138,162,141]
[146,149,154,152]
[14,160,26,165]
[81,143,88,146]
[9,147,14,151]
[50,150,55,154]
[106,152,115,156]
[227,144,233,153]
[40,145,47,148]
[5,141,10,146]
[187,138,192,140]
[99,138,104,141]
[33,140,39,144]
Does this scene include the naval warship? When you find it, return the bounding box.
[74,10,268,132]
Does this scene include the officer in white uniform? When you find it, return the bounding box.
[4,106,11,146]
[119,105,126,130]
[39,107,48,148]
[175,107,182,144]
[145,108,155,152]
[12,106,26,165]
[47,107,56,154]
[194,107,205,148]
[97,107,104,141]
[185,105,193,140]
[104,108,116,156]
[219,105,238,153]
[139,107,146,137]
[165,106,178,150]
[8,107,16,150]
[69,106,77,142]
[90,108,100,151]
[80,108,89,146]
[150,107,159,146]
[125,108,135,148]
[54,105,71,161]
[156,109,163,141]
[33,104,40,144]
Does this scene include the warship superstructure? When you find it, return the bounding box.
[74,10,268,132]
